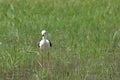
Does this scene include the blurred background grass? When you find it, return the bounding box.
[0,0,120,80]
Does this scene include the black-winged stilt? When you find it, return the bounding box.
[38,30,52,73]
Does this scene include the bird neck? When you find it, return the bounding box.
[42,36,46,40]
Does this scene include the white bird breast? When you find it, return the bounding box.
[39,39,51,51]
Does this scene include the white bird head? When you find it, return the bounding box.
[41,30,46,36]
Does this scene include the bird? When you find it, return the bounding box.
[38,30,52,73]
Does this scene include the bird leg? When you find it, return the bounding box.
[41,53,44,70]
[48,52,50,74]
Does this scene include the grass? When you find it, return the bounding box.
[0,0,120,80]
